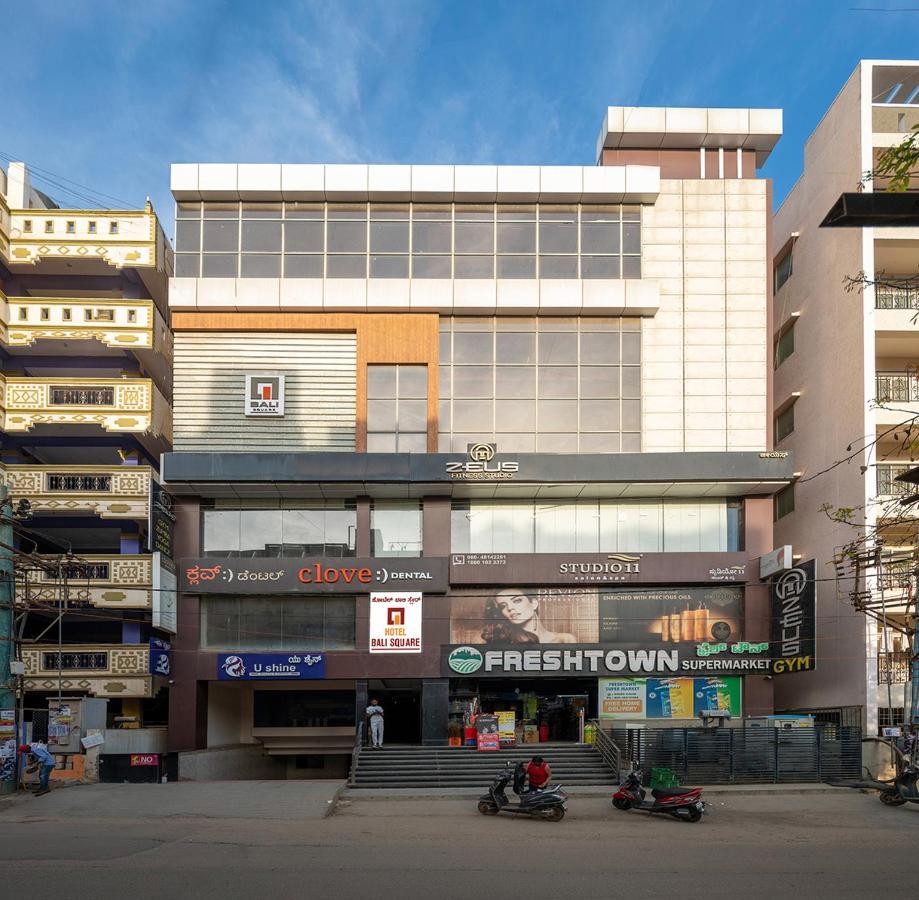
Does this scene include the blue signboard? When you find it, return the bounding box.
[216,653,326,680]
[150,638,172,677]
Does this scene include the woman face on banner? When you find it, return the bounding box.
[494,589,539,628]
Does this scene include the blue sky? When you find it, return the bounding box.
[4,1,919,238]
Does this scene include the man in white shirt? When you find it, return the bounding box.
[366,699,384,748]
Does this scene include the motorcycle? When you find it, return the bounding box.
[612,767,705,823]
[477,761,568,822]
[828,737,919,807]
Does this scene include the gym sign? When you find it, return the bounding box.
[446,443,519,481]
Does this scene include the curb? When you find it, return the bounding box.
[323,781,348,818]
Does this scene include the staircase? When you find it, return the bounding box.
[350,742,617,789]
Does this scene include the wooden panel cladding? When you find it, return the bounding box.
[170,313,440,451]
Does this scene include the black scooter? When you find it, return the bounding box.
[477,761,568,822]
[829,738,919,807]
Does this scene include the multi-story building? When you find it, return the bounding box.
[164,106,791,779]
[0,162,175,751]
[772,60,919,736]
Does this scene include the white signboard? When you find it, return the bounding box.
[80,733,104,749]
[369,592,422,653]
[760,545,793,580]
[245,373,285,417]
[152,552,177,634]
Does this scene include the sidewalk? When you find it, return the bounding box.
[344,782,853,800]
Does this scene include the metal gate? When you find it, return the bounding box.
[609,726,862,784]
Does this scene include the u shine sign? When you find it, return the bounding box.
[370,592,422,653]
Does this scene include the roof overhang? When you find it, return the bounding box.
[161,450,794,500]
[821,192,919,227]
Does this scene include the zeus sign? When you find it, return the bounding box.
[770,559,816,673]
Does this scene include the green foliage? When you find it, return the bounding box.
[874,125,919,192]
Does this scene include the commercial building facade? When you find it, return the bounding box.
[772,60,919,735]
[164,107,791,778]
[0,162,175,768]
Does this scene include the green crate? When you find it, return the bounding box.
[650,767,679,788]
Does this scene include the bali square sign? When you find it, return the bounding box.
[245,373,285,416]
[370,592,422,653]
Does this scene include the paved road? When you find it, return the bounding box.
[1,783,916,898]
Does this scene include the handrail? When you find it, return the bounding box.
[348,721,364,786]
[588,718,621,778]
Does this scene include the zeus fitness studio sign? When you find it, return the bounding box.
[443,644,773,677]
[181,557,448,594]
[770,559,816,673]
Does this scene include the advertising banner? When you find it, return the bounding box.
[149,481,176,560]
[599,677,742,720]
[369,592,422,653]
[149,638,171,677]
[770,559,816,673]
[497,710,516,745]
[182,557,448,594]
[475,714,500,751]
[152,552,177,634]
[130,754,160,767]
[216,652,326,680]
[449,586,743,647]
[449,552,749,586]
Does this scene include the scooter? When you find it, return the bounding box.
[828,738,919,807]
[612,767,706,822]
[477,762,568,822]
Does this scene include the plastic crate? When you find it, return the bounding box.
[650,767,679,788]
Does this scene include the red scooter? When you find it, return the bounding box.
[612,767,705,823]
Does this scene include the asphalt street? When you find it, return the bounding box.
[1,782,916,898]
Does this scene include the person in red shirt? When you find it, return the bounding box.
[526,756,551,791]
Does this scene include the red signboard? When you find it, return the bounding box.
[475,714,500,752]
[130,754,159,767]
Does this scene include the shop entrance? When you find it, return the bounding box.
[449,678,596,743]
[367,680,422,744]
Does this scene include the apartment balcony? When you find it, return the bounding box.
[3,203,172,310]
[21,644,158,698]
[874,371,919,425]
[0,376,172,450]
[0,464,151,519]
[876,463,916,499]
[878,650,911,685]
[21,554,153,609]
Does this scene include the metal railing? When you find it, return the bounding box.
[876,284,919,310]
[349,721,364,786]
[588,719,622,777]
[878,650,911,684]
[47,473,113,492]
[878,557,913,593]
[876,464,914,496]
[49,386,115,406]
[876,372,919,403]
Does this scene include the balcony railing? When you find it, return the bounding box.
[21,643,156,697]
[876,463,915,496]
[876,372,919,403]
[0,294,159,351]
[878,557,914,593]
[878,650,911,684]
[0,376,171,440]
[0,464,151,519]
[875,284,919,310]
[20,554,153,609]
[5,203,162,270]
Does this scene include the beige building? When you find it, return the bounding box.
[772,60,919,734]
[0,161,174,733]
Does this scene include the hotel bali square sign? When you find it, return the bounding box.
[370,592,422,653]
[245,373,285,416]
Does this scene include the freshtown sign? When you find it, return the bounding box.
[443,644,775,677]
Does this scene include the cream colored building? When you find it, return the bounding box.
[772,60,919,733]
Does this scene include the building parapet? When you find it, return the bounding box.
[20,553,153,609]
[21,643,157,698]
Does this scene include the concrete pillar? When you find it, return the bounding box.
[744,497,775,717]
[356,498,371,557]
[422,678,449,746]
[422,497,450,557]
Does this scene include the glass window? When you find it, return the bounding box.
[538,332,577,365]
[203,510,241,555]
[239,510,282,554]
[774,248,793,293]
[539,208,578,253]
[175,220,201,252]
[581,332,619,365]
[368,365,397,399]
[284,255,323,278]
[285,203,323,219]
[370,220,409,253]
[240,254,281,278]
[413,220,452,254]
[328,220,367,254]
[203,202,239,219]
[454,366,493,398]
[539,256,578,278]
[201,597,356,651]
[775,406,794,443]
[398,399,427,432]
[175,254,201,277]
[454,332,493,364]
[397,432,427,452]
[496,215,536,254]
[579,399,619,431]
[412,255,451,278]
[496,332,536,365]
[203,220,238,253]
[177,203,201,219]
[776,323,795,367]
[370,255,409,278]
[326,254,366,277]
[537,400,578,431]
[496,367,536,398]
[285,220,324,253]
[371,501,422,557]
[538,366,577,399]
[242,220,282,252]
[497,256,536,278]
[399,366,428,399]
[455,255,494,278]
[201,254,237,277]
[368,400,398,431]
[581,256,620,279]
